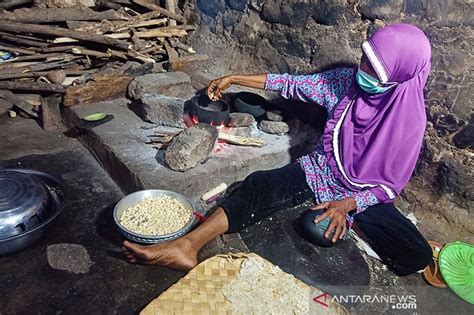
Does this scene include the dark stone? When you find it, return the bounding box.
[226,0,248,12]
[134,94,185,128]
[227,112,255,127]
[259,120,289,135]
[127,71,194,100]
[197,0,226,17]
[453,115,474,149]
[222,10,243,28]
[262,1,310,27]
[433,113,464,136]
[310,3,342,26]
[122,61,153,77]
[165,123,218,171]
[436,155,473,201]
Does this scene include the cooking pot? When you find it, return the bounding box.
[0,169,67,255]
[190,94,230,125]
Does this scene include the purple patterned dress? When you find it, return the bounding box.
[265,68,379,226]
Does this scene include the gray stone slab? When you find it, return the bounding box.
[128,71,195,100]
[63,98,313,199]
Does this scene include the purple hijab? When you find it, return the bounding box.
[322,24,432,203]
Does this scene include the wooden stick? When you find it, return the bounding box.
[0,21,130,50]
[218,133,265,147]
[0,90,39,117]
[0,7,128,23]
[114,18,168,32]
[0,0,31,9]
[107,27,188,38]
[0,32,47,47]
[2,53,71,62]
[0,44,36,55]
[0,81,65,93]
[139,45,165,54]
[166,0,177,27]
[0,69,95,81]
[169,37,195,54]
[131,0,186,23]
[109,10,163,32]
[42,95,62,131]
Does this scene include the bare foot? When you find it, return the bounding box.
[122,237,198,271]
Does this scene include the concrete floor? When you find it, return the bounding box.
[0,114,472,314]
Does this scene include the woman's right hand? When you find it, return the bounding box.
[207,75,234,101]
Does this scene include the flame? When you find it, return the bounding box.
[191,115,225,129]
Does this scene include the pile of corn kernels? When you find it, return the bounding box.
[120,196,191,236]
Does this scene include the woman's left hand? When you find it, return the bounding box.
[310,198,357,243]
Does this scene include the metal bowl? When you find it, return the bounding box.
[0,169,67,255]
[113,189,195,244]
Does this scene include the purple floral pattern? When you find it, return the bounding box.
[265,68,379,226]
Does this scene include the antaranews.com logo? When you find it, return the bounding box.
[313,292,417,310]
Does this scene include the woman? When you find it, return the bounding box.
[122,23,432,276]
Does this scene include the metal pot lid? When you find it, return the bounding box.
[0,170,52,238]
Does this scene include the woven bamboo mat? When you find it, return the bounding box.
[140,252,348,315]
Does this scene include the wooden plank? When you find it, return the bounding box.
[63,74,132,107]
[0,21,130,50]
[42,95,62,131]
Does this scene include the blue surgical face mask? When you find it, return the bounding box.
[356,67,394,94]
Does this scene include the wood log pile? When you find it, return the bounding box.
[0,0,199,130]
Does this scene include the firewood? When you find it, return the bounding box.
[168,54,209,71]
[164,41,178,60]
[0,21,130,50]
[115,18,168,32]
[0,8,128,23]
[42,94,62,131]
[0,32,47,47]
[139,45,165,54]
[0,90,39,117]
[2,53,71,62]
[107,27,188,39]
[0,44,36,55]
[109,10,163,32]
[168,37,195,54]
[166,0,177,27]
[63,74,132,106]
[218,133,265,147]
[0,68,94,80]
[0,0,31,9]
[0,81,66,93]
[131,0,186,23]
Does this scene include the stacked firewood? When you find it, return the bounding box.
[0,0,200,129]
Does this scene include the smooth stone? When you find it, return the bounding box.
[165,123,218,172]
[259,120,289,135]
[226,112,255,127]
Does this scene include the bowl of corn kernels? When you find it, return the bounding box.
[113,190,196,244]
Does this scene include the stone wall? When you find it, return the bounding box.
[180,0,473,241]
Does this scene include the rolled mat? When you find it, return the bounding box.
[140,252,348,315]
